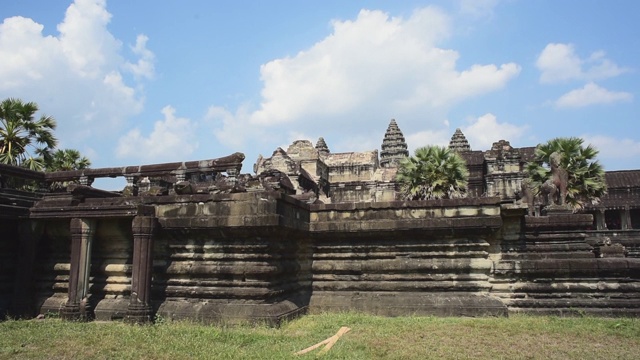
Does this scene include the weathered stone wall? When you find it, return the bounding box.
[0,220,18,317]
[29,219,135,320]
[308,198,508,316]
[90,219,133,320]
[492,207,640,316]
[148,192,312,324]
[587,230,640,258]
[329,181,397,204]
[6,188,640,322]
[34,220,71,315]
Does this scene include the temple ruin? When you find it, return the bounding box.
[1,119,639,324]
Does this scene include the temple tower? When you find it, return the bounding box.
[315,137,330,157]
[448,128,472,152]
[380,119,409,168]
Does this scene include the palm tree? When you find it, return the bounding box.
[0,98,57,170]
[396,145,469,200]
[46,149,91,171]
[526,137,606,209]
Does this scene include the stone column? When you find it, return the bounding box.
[126,216,156,323]
[62,218,95,320]
[10,220,43,318]
[594,209,606,230]
[622,207,632,230]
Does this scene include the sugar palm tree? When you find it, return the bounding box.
[0,98,57,170]
[526,137,606,209]
[46,149,91,171]
[396,145,469,200]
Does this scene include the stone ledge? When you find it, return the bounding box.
[311,216,502,232]
[309,291,507,317]
[311,197,502,211]
[155,299,307,326]
[525,214,593,230]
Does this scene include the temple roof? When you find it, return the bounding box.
[605,170,640,189]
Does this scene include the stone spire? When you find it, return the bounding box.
[448,128,471,152]
[380,119,409,168]
[315,137,330,157]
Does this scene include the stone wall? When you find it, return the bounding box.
[4,188,640,322]
[308,198,508,316]
[492,207,640,316]
[0,220,18,317]
[34,220,71,316]
[90,219,134,320]
[148,192,312,324]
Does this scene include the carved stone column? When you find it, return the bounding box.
[127,216,156,323]
[62,218,95,320]
[10,220,43,318]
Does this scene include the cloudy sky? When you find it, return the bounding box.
[2,0,639,185]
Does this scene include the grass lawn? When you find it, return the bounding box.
[1,313,639,359]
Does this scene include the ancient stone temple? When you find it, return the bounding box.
[448,128,472,152]
[2,120,640,324]
[380,119,409,168]
[315,137,330,157]
[482,140,534,200]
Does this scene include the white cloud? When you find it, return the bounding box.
[0,0,154,160]
[210,7,520,155]
[536,43,629,84]
[462,113,528,150]
[458,0,499,19]
[116,106,197,161]
[125,34,155,80]
[581,134,640,170]
[57,0,120,79]
[406,129,450,153]
[555,82,633,108]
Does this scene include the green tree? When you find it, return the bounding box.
[0,98,57,170]
[46,148,91,171]
[396,145,469,200]
[526,137,607,209]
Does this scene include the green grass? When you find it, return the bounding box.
[1,313,639,359]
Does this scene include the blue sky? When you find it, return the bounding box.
[1,0,639,183]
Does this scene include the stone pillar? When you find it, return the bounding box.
[10,220,43,318]
[123,175,138,196]
[62,218,95,320]
[594,209,606,230]
[79,175,94,187]
[622,207,632,230]
[126,216,156,323]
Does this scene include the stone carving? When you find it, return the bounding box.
[517,178,536,216]
[543,151,569,207]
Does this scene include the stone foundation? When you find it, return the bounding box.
[4,192,640,323]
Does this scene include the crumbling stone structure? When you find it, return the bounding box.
[2,120,640,323]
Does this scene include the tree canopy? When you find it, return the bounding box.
[47,149,91,172]
[0,98,91,175]
[525,137,607,209]
[396,145,469,200]
[0,98,57,170]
